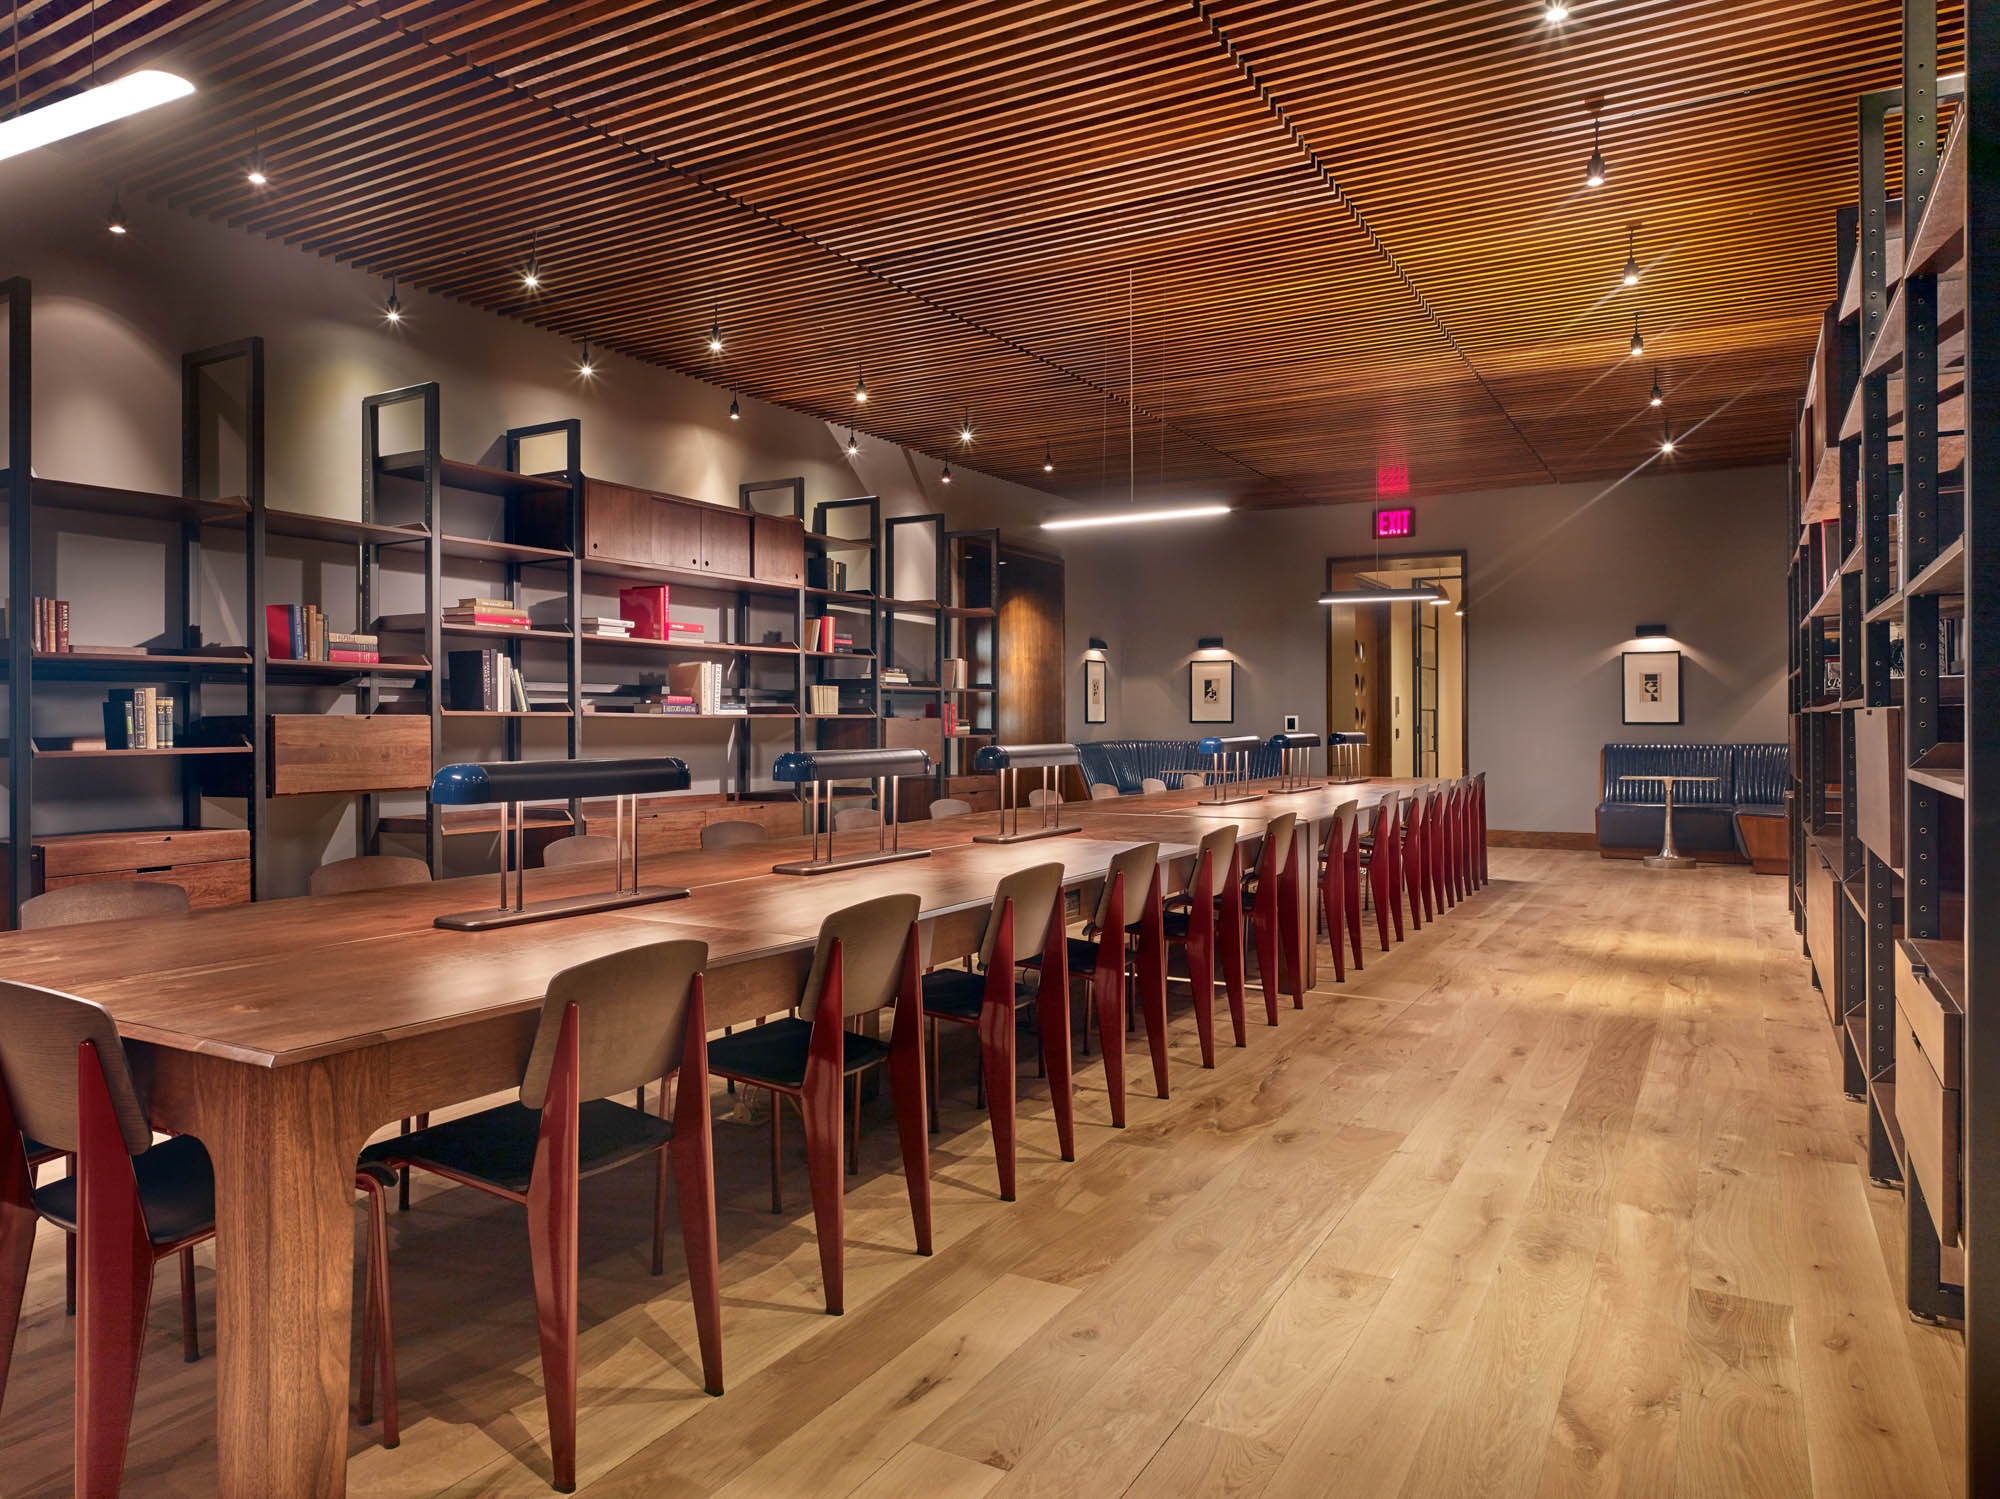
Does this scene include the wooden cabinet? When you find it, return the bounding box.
[1804,843,1838,1020]
[3,828,253,916]
[700,507,752,577]
[1897,1010,1961,1246]
[580,479,702,571]
[268,714,432,796]
[751,513,805,586]
[1854,707,1904,868]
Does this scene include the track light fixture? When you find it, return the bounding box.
[941,461,953,485]
[1042,444,1054,473]
[1648,368,1663,407]
[576,342,595,378]
[246,133,268,187]
[1629,314,1644,358]
[383,278,403,324]
[707,306,723,354]
[854,369,868,404]
[1622,228,1640,286]
[1584,117,1607,188]
[105,190,128,234]
[845,429,859,456]
[728,391,740,421]
[522,230,541,292]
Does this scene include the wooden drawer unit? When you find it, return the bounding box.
[1896,1010,1962,1247]
[578,478,703,571]
[751,514,805,586]
[1853,707,1904,868]
[268,714,432,796]
[16,827,253,913]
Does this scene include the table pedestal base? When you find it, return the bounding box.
[1642,854,1697,870]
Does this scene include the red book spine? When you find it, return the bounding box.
[265,604,294,659]
[619,585,669,640]
[666,620,704,634]
[328,649,380,663]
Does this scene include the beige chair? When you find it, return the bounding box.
[359,942,722,1485]
[928,798,972,820]
[308,855,432,897]
[1028,788,1063,809]
[1179,773,1207,789]
[541,834,619,867]
[706,893,929,1315]
[18,881,189,930]
[1088,783,1122,801]
[834,807,882,832]
[1140,777,1168,795]
[700,819,771,850]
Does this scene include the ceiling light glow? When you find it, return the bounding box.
[1042,503,1232,532]
[0,70,195,164]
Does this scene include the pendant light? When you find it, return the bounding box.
[246,133,268,187]
[1659,416,1675,454]
[941,461,953,485]
[1584,118,1607,188]
[1648,368,1664,407]
[0,69,194,163]
[728,391,740,421]
[1045,503,1230,532]
[1621,228,1640,286]
[1042,444,1054,473]
[1318,586,1446,606]
[854,369,868,404]
[1628,314,1644,358]
[959,410,974,445]
[383,278,403,324]
[1544,3,1570,20]
[521,230,541,292]
[845,429,859,456]
[707,306,723,354]
[576,342,595,378]
[105,190,128,234]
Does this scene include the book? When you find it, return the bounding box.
[455,597,515,612]
[447,649,500,710]
[619,585,669,640]
[667,620,704,635]
[442,612,532,629]
[328,648,381,664]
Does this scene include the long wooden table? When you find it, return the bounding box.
[0,777,1415,1497]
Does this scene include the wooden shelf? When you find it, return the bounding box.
[1808,576,1843,619]
[239,509,427,547]
[1863,590,1904,625]
[1908,742,1965,799]
[882,597,942,612]
[1907,110,1967,277]
[1906,536,1965,598]
[806,649,875,659]
[438,534,573,565]
[580,557,800,599]
[440,709,574,719]
[804,588,878,606]
[801,712,879,720]
[581,708,799,721]
[376,614,573,642]
[1905,936,1966,1013]
[376,453,570,497]
[581,635,800,657]
[1843,1008,1870,1070]
[1869,1076,1907,1173]
[32,649,251,674]
[882,683,995,693]
[942,605,996,619]
[32,742,251,759]
[1864,274,1966,377]
[1,471,249,525]
[265,655,431,679]
[805,531,875,550]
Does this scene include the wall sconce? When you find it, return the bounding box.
[1087,636,1108,653]
[1635,623,1669,638]
[1197,635,1225,652]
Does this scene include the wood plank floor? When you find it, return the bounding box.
[0,850,1965,1497]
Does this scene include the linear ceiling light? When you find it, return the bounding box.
[0,69,195,163]
[1318,587,1443,605]
[1041,502,1231,532]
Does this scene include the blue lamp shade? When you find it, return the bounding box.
[975,742,1080,772]
[1328,731,1371,746]
[1198,734,1262,755]
[772,746,932,783]
[1267,730,1322,750]
[430,755,691,806]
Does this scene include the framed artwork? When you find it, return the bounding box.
[1190,659,1234,723]
[1621,650,1683,725]
[1084,658,1107,724]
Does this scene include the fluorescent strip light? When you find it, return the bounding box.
[0,71,197,163]
[1318,588,1443,605]
[1041,503,1231,532]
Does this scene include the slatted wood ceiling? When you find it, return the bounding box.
[3,0,1965,507]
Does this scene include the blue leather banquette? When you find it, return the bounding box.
[1597,742,1787,859]
[1078,738,1281,795]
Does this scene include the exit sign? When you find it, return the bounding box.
[1374,506,1415,539]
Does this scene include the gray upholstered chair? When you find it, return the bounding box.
[18,880,189,929]
[358,941,722,1486]
[928,797,972,820]
[307,855,432,897]
[706,893,929,1315]
[920,861,1070,1196]
[541,833,619,867]
[700,819,770,850]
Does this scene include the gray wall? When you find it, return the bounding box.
[1059,465,1790,833]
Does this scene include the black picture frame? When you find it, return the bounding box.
[1190,658,1234,723]
[1621,649,1683,725]
[1084,657,1107,723]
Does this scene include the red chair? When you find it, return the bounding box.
[1318,804,1358,983]
[1474,770,1490,887]
[1401,790,1428,930]
[1340,803,1367,970]
[922,862,1070,1199]
[1165,823,1249,1061]
[360,940,723,1488]
[708,894,928,1316]
[1244,812,1303,1019]
[1360,799,1401,951]
[1428,785,1451,914]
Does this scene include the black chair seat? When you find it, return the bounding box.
[706,1018,891,1091]
[21,1135,60,1166]
[359,1099,672,1196]
[921,966,1039,1020]
[33,1133,215,1246]
[1019,936,1107,978]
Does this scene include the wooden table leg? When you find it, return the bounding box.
[174,1051,374,1499]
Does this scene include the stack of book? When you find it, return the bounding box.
[942,657,968,688]
[807,684,844,715]
[266,604,378,662]
[618,585,705,641]
[667,660,728,714]
[103,687,174,748]
[580,616,634,639]
[882,666,911,687]
[448,648,533,712]
[808,617,857,653]
[444,596,532,632]
[9,596,72,652]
